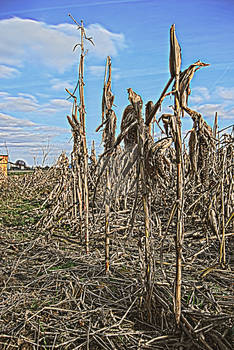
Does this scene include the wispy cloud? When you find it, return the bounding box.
[50,78,73,91]
[191,103,234,120]
[0,65,20,78]
[88,65,105,77]
[88,65,121,81]
[0,95,39,112]
[0,112,36,127]
[0,0,143,16]
[190,87,210,104]
[0,91,72,114]
[187,85,234,121]
[49,99,71,108]
[0,112,71,164]
[216,86,234,100]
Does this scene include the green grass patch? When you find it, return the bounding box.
[8,170,34,176]
[48,260,77,271]
[0,197,41,227]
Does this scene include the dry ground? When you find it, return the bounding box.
[0,173,233,349]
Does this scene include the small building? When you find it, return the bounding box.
[15,159,27,170]
[0,155,8,177]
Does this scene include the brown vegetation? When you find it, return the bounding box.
[0,20,233,349]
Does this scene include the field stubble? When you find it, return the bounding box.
[0,167,233,349]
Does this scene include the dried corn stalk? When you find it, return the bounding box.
[90,140,97,167]
[132,89,153,319]
[145,137,173,184]
[175,61,209,114]
[169,23,184,326]
[67,99,84,221]
[184,106,215,186]
[99,56,117,152]
[96,56,117,272]
[68,14,95,253]
[121,103,142,151]
[169,24,181,79]
[213,112,218,138]
[188,127,198,176]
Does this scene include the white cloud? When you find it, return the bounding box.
[18,93,38,102]
[0,95,39,112]
[0,65,20,78]
[88,65,105,77]
[33,125,68,133]
[197,103,221,116]
[38,107,58,114]
[189,95,204,104]
[0,17,126,73]
[35,93,49,99]
[190,86,210,103]
[0,17,76,70]
[49,99,72,108]
[223,107,234,119]
[37,99,72,115]
[0,91,10,97]
[86,23,126,58]
[216,86,234,100]
[51,78,73,91]
[88,65,120,81]
[0,91,72,114]
[191,103,234,120]
[0,112,71,165]
[188,85,234,120]
[0,112,36,127]
[52,22,126,57]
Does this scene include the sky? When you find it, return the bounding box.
[0,0,233,166]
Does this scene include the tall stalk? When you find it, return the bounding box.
[127,88,152,318]
[219,150,226,265]
[67,97,83,230]
[169,24,184,326]
[105,165,111,273]
[174,86,184,326]
[104,58,111,274]
[69,14,94,253]
[97,56,116,273]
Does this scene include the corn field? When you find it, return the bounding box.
[0,20,233,350]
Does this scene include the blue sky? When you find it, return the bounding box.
[0,0,233,165]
